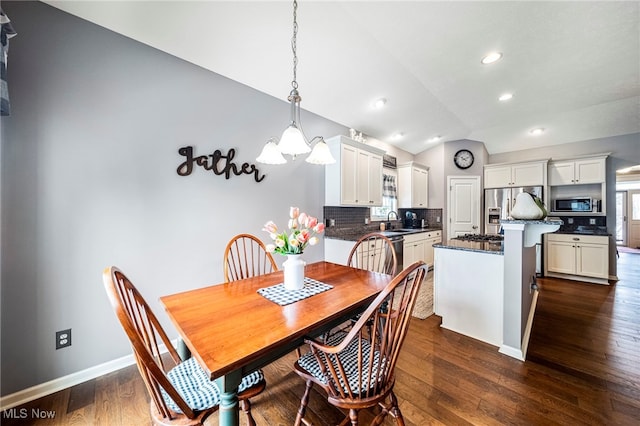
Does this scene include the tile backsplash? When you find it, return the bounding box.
[323,206,443,238]
[555,215,607,232]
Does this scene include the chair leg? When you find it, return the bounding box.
[348,408,359,426]
[240,398,256,426]
[294,380,313,426]
[374,391,404,426]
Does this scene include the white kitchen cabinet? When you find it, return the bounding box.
[544,233,609,284]
[397,162,429,208]
[403,230,442,269]
[403,233,426,269]
[325,136,384,207]
[423,230,442,267]
[484,161,547,189]
[324,238,355,266]
[351,237,387,270]
[549,157,605,185]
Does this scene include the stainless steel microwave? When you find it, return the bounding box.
[554,197,593,212]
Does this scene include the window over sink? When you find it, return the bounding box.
[371,173,398,221]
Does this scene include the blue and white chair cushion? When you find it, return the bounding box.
[161,357,264,413]
[298,332,384,395]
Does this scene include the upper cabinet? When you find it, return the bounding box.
[484,160,547,188]
[325,135,384,207]
[549,157,605,185]
[398,162,429,208]
[547,154,609,216]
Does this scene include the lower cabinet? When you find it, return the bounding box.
[324,237,386,267]
[326,230,442,272]
[403,234,425,269]
[324,238,355,266]
[544,233,609,284]
[404,231,441,269]
[424,231,442,267]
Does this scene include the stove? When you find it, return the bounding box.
[454,234,504,242]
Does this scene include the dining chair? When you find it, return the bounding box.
[102,266,266,426]
[223,233,278,282]
[335,232,398,337]
[292,261,427,426]
[224,233,302,358]
[348,232,398,276]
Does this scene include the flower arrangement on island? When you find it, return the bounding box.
[263,207,325,255]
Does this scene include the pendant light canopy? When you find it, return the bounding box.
[256,0,335,166]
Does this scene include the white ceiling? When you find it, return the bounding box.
[44,1,640,155]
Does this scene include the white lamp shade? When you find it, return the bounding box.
[305,139,336,165]
[256,139,287,164]
[278,124,311,156]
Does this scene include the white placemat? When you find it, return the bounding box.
[257,277,333,306]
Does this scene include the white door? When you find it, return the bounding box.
[629,190,640,249]
[616,191,627,245]
[447,176,481,240]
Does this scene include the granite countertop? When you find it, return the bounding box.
[434,240,504,255]
[325,227,443,242]
[500,218,564,225]
[553,226,611,236]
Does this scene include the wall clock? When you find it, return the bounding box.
[453,149,474,169]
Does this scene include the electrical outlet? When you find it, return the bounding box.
[56,329,71,350]
[589,218,596,225]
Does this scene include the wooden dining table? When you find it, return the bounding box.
[159,261,393,426]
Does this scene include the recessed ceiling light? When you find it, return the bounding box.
[427,136,441,143]
[373,98,387,109]
[481,52,503,65]
[529,128,545,136]
[391,132,404,140]
[498,93,513,101]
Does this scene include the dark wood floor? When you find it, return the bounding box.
[3,252,639,425]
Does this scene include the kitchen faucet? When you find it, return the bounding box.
[386,211,399,229]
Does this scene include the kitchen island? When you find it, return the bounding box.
[434,219,562,360]
[433,239,505,348]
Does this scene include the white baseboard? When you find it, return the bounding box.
[0,353,135,411]
[499,289,539,362]
[499,344,525,361]
[0,340,177,411]
[520,289,539,359]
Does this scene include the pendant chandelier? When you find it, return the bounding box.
[256,0,335,166]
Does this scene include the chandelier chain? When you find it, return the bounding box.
[291,0,298,90]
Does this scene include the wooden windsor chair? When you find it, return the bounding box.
[102,266,266,426]
[293,261,428,426]
[223,233,278,283]
[330,232,399,337]
[348,232,398,276]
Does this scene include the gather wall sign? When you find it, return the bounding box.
[177,146,265,183]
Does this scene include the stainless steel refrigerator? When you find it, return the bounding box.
[484,186,543,235]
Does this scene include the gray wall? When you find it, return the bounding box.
[0,1,347,395]
[415,140,489,237]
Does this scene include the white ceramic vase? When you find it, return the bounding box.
[283,254,305,290]
[511,192,544,220]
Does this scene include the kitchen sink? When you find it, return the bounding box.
[384,228,424,234]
